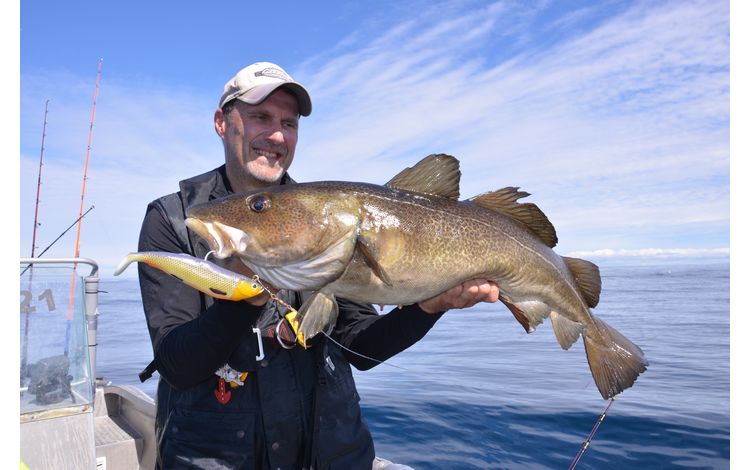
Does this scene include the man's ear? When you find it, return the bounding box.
[214,108,227,138]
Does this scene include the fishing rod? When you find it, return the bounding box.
[71,59,103,265]
[29,100,49,261]
[21,100,51,381]
[19,205,95,277]
[568,398,615,469]
[65,59,103,355]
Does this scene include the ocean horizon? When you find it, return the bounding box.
[70,261,731,468]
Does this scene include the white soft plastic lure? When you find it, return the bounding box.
[114,251,263,301]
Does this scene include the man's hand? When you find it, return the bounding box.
[418,279,500,314]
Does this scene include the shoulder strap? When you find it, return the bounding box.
[153,192,192,251]
[138,184,210,383]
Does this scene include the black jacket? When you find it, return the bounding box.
[137,165,443,469]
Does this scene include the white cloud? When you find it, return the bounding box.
[20,71,222,270]
[292,0,728,251]
[566,247,730,259]
[19,0,729,272]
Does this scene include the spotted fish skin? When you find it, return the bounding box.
[184,154,648,399]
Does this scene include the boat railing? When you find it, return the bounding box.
[20,257,100,417]
[20,257,161,469]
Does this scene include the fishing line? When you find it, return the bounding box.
[211,262,411,372]
[19,206,95,277]
[568,397,615,470]
[319,331,409,371]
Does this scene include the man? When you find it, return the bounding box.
[137,62,499,469]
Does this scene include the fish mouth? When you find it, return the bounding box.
[185,218,251,259]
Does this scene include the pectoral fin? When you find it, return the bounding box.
[356,236,394,287]
[297,291,339,347]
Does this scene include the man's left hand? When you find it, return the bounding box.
[418,279,500,314]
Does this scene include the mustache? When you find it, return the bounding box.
[250,136,288,155]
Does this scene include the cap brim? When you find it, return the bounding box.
[234,82,312,116]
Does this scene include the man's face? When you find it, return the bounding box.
[215,89,300,192]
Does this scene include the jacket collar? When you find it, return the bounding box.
[179,164,296,208]
[178,164,296,259]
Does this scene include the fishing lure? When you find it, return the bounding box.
[115,252,408,358]
[114,251,263,301]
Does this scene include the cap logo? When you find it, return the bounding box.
[254,67,292,81]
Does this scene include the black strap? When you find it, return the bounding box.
[303,343,325,470]
[139,194,187,385]
[153,192,191,250]
[138,360,158,383]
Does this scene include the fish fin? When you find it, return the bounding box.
[499,296,532,333]
[469,187,558,248]
[583,316,649,399]
[563,257,601,308]
[298,292,339,346]
[113,253,138,276]
[500,297,550,333]
[514,299,550,332]
[385,154,461,199]
[550,311,584,350]
[355,236,394,287]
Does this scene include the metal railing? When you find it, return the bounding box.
[20,257,100,402]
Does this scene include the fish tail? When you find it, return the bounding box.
[583,316,649,399]
[113,253,139,276]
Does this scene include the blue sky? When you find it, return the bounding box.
[18,0,731,274]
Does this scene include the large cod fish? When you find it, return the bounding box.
[185,154,648,399]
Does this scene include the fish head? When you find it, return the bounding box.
[185,183,361,273]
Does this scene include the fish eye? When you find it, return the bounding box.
[247,195,271,213]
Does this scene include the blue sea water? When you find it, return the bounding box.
[93,263,729,469]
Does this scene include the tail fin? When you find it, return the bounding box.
[583,317,648,399]
[113,253,137,276]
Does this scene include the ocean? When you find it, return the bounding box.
[94,263,730,469]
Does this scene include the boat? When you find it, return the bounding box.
[19,257,412,469]
[20,257,156,469]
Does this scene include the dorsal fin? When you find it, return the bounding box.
[385,154,461,199]
[563,256,601,308]
[469,187,558,247]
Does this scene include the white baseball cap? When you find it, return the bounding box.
[219,62,312,116]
